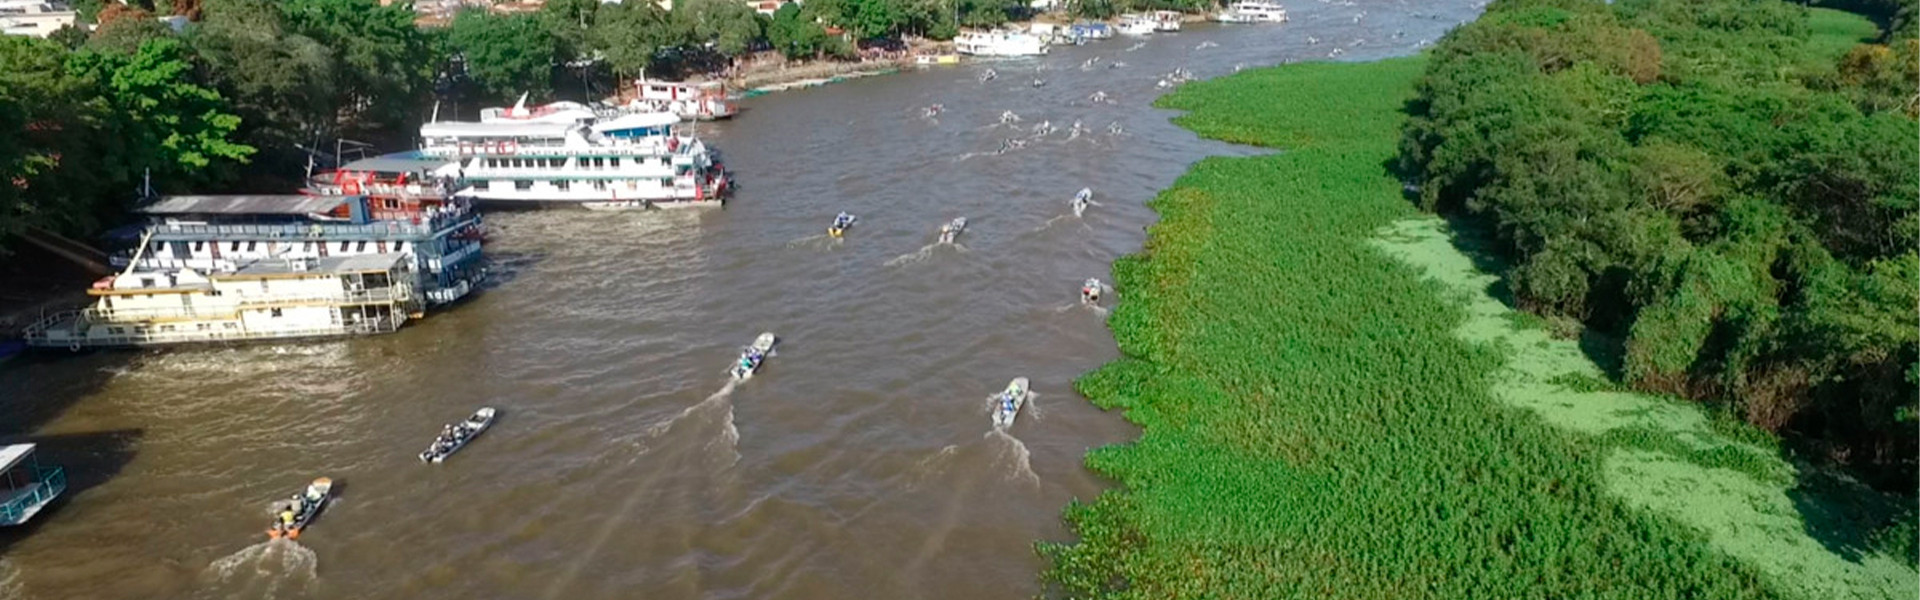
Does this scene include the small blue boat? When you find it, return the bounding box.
[0,443,66,526]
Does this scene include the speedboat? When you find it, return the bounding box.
[419,407,497,463]
[730,332,778,380]
[266,477,333,540]
[828,212,857,238]
[939,217,968,244]
[992,378,1030,429]
[1072,188,1092,216]
[1082,278,1104,303]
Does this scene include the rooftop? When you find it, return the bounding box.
[141,195,352,216]
[338,152,454,175]
[0,444,35,473]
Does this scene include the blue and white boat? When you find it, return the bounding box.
[0,444,66,526]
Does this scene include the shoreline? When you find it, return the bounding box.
[1039,57,1912,598]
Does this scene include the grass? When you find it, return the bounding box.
[1804,7,1882,61]
[1039,57,1914,599]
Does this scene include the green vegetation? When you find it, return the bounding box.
[1042,5,1917,592]
[1044,57,1792,599]
[1398,0,1917,493]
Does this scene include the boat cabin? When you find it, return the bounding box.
[306,153,464,221]
[0,443,65,526]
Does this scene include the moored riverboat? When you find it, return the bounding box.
[0,444,65,527]
[954,29,1050,56]
[420,111,730,208]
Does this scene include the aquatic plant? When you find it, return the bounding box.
[1037,58,1809,599]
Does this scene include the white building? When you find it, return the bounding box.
[0,0,76,38]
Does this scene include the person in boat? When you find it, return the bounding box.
[1001,392,1018,414]
[279,507,297,530]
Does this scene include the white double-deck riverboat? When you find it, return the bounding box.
[954,29,1050,56]
[25,253,418,349]
[1214,1,1289,23]
[421,111,730,209]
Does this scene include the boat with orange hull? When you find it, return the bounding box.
[266,477,333,540]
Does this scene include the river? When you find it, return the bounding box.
[0,3,1481,598]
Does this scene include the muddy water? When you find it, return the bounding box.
[0,3,1480,598]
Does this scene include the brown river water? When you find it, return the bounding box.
[0,3,1480,598]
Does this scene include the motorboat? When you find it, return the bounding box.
[419,407,497,463]
[992,378,1030,429]
[730,332,778,380]
[266,478,333,540]
[828,212,857,238]
[939,217,967,244]
[1072,188,1092,217]
[1150,10,1184,31]
[1082,276,1113,301]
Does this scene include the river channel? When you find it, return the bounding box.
[0,3,1480,598]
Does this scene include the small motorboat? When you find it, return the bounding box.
[992,378,1030,429]
[730,332,778,380]
[939,217,968,244]
[827,212,857,238]
[419,407,497,463]
[266,478,334,540]
[1072,188,1092,217]
[979,69,997,82]
[1082,278,1104,303]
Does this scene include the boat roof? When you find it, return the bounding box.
[225,253,408,277]
[421,121,574,138]
[339,152,452,174]
[0,444,35,472]
[593,112,679,131]
[142,195,351,216]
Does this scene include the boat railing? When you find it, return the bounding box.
[67,288,410,323]
[150,216,472,241]
[25,313,409,348]
[0,466,64,525]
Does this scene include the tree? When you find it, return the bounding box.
[65,38,253,189]
[449,9,556,101]
[189,0,337,166]
[280,0,434,130]
[767,2,828,59]
[844,0,903,39]
[0,36,95,242]
[589,0,685,77]
[89,4,177,54]
[540,0,602,63]
[676,0,765,56]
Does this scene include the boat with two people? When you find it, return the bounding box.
[939,217,968,244]
[730,332,778,380]
[266,477,333,540]
[992,378,1030,429]
[1082,278,1104,304]
[419,407,498,463]
[1071,188,1092,217]
[828,212,858,238]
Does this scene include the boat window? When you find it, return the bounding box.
[246,241,258,252]
[395,241,406,252]
[271,308,283,317]
[339,241,350,252]
[140,277,154,287]
[192,241,205,252]
[515,180,533,191]
[356,241,368,252]
[198,323,211,331]
[302,242,314,251]
[384,198,399,210]
[109,327,124,335]
[593,180,607,191]
[556,180,571,192]
[230,241,241,252]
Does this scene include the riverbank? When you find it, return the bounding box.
[1041,56,1913,598]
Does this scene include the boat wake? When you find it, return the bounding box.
[0,559,23,600]
[639,381,741,467]
[785,233,841,250]
[884,242,967,267]
[906,444,962,489]
[196,540,318,599]
[985,429,1040,487]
